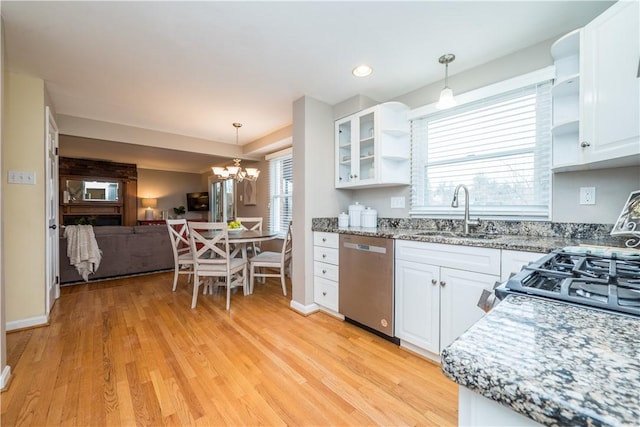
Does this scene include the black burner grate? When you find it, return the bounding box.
[498,248,640,317]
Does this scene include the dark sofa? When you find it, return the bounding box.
[60,225,174,284]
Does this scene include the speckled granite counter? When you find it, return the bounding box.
[312,218,630,253]
[440,295,640,426]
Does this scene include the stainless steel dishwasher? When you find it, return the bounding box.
[339,234,397,342]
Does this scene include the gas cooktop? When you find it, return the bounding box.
[496,248,640,317]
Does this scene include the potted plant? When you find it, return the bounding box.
[173,205,186,218]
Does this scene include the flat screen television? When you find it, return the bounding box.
[186,192,209,211]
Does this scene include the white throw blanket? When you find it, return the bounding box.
[64,225,102,281]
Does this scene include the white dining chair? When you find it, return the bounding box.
[188,221,248,310]
[249,222,292,296]
[236,217,263,256]
[166,219,194,291]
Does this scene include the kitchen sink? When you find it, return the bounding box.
[414,230,501,240]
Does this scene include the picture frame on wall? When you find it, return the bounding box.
[243,180,257,206]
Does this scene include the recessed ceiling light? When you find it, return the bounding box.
[352,64,373,77]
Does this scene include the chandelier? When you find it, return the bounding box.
[212,123,260,182]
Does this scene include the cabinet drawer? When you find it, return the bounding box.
[395,240,500,276]
[314,277,338,312]
[314,246,339,265]
[314,261,339,282]
[314,232,339,249]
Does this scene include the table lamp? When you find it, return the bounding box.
[142,198,158,220]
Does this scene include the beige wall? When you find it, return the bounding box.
[3,72,46,324]
[137,168,207,221]
[233,158,281,251]
[1,11,8,386]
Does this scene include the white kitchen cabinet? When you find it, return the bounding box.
[440,268,500,351]
[394,259,440,353]
[579,0,639,167]
[394,240,500,359]
[550,29,582,168]
[313,232,339,312]
[501,249,544,282]
[552,1,640,171]
[335,102,410,189]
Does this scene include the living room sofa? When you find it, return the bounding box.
[60,225,174,284]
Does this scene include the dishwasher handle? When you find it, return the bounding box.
[343,241,387,254]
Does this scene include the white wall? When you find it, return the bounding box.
[291,96,347,311]
[553,167,640,224]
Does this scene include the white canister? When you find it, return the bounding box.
[361,207,378,228]
[348,202,364,227]
[338,212,349,228]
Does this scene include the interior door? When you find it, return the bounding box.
[45,106,60,315]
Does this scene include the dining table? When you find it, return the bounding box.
[200,228,278,261]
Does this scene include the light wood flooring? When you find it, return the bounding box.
[2,271,458,426]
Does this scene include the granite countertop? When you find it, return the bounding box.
[440,295,640,427]
[312,222,629,253]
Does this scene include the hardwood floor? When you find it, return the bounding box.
[2,271,458,426]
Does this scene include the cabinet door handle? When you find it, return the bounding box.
[353,174,358,178]
[322,291,327,296]
[322,269,327,274]
[440,281,446,287]
[322,238,326,242]
[431,279,437,285]
[322,254,326,258]
[580,141,591,148]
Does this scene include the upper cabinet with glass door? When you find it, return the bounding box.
[335,102,410,189]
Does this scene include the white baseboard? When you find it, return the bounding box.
[0,365,11,390]
[289,300,320,316]
[6,315,48,331]
[399,340,441,363]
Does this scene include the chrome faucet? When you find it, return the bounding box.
[451,184,480,234]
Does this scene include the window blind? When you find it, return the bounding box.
[411,80,552,218]
[269,154,293,238]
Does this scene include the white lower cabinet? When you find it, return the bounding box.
[313,232,339,312]
[394,240,500,359]
[394,259,440,353]
[501,249,545,282]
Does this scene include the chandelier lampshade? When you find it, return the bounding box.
[211,123,261,182]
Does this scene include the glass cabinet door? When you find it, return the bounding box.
[358,110,375,182]
[337,117,353,185]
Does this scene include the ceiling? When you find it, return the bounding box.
[2,1,613,173]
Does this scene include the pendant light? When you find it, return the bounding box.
[436,53,457,110]
[211,123,261,182]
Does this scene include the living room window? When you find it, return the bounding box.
[410,69,553,219]
[268,149,293,238]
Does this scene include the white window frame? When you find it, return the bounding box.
[267,148,293,238]
[409,67,555,220]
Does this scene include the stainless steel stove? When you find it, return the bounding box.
[495,248,640,317]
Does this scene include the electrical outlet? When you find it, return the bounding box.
[579,187,596,205]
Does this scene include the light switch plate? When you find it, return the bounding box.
[8,170,36,185]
